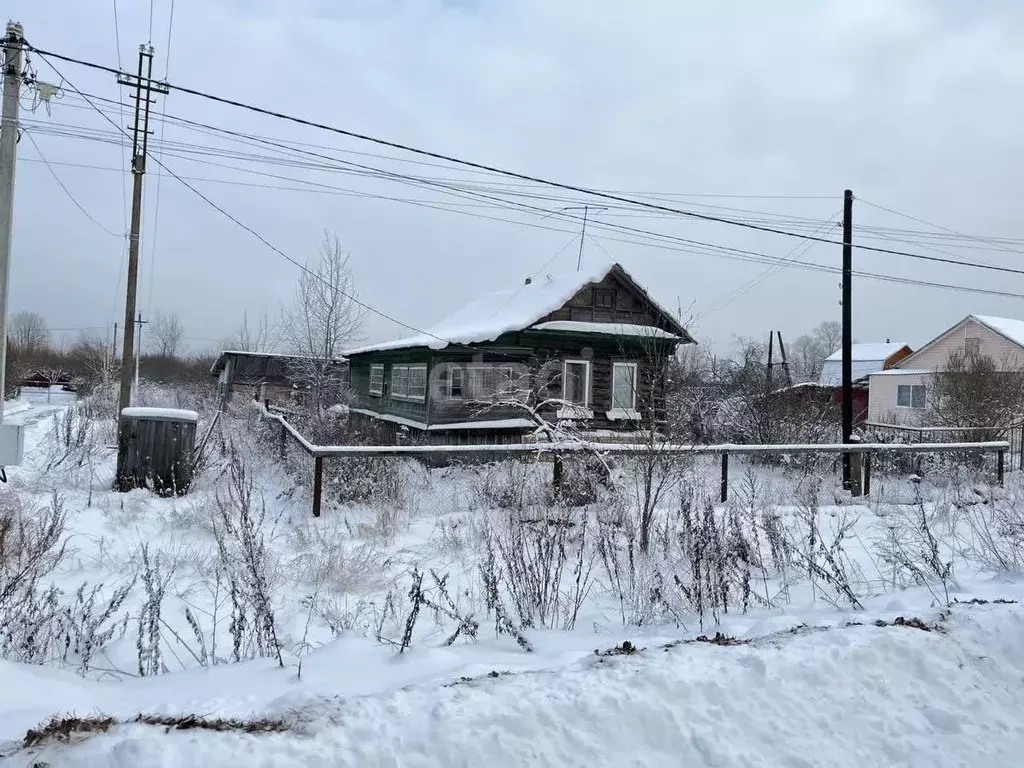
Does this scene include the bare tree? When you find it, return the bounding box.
[790,320,843,382]
[8,311,50,357]
[69,332,120,395]
[282,231,366,416]
[928,348,1024,438]
[150,312,185,358]
[223,310,278,354]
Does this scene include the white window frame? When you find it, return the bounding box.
[562,359,591,409]
[369,364,384,397]
[408,364,427,402]
[896,383,926,409]
[448,366,464,398]
[391,363,427,402]
[610,362,638,411]
[391,365,410,399]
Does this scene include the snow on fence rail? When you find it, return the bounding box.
[259,407,1010,517]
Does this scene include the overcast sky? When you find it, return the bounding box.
[9,0,1024,357]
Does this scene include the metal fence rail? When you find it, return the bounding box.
[261,408,1010,517]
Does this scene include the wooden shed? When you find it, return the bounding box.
[116,407,199,495]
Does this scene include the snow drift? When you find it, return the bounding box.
[3,603,1024,767]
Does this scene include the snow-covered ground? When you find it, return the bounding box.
[1,391,1023,766]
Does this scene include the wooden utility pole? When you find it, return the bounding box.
[841,189,854,490]
[766,331,775,390]
[776,331,792,388]
[116,45,167,420]
[135,311,147,395]
[0,23,23,421]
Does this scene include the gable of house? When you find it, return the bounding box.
[344,262,692,357]
[895,315,1024,372]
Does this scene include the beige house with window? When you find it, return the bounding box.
[867,314,1024,425]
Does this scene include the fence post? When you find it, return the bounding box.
[863,451,871,497]
[850,451,863,497]
[998,448,1005,487]
[720,452,729,503]
[312,456,324,517]
[552,454,563,497]
[279,420,287,462]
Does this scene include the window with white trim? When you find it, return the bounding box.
[409,365,427,401]
[562,360,590,408]
[446,365,519,400]
[896,383,926,409]
[448,366,464,397]
[611,362,638,410]
[369,364,384,396]
[391,364,427,402]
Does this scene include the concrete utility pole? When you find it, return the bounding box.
[841,189,854,490]
[0,22,23,421]
[116,45,166,420]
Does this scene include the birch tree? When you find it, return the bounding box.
[282,231,365,416]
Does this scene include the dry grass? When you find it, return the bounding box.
[23,712,288,749]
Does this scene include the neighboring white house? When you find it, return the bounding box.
[867,315,1024,425]
[818,342,912,387]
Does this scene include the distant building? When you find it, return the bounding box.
[210,350,347,405]
[868,315,1024,425]
[819,342,912,427]
[343,262,694,444]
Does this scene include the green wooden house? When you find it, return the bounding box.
[344,263,694,443]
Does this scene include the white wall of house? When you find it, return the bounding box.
[900,318,1024,371]
[868,317,1024,425]
[868,371,932,425]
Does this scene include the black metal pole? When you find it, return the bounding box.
[842,189,854,489]
[997,448,1005,487]
[720,452,729,503]
[863,451,871,496]
[312,456,324,517]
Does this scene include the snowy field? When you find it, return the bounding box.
[1,390,1023,766]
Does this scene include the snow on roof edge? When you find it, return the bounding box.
[121,407,199,422]
[345,263,692,356]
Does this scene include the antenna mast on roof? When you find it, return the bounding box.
[559,205,608,271]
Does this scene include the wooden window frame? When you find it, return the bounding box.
[594,288,615,309]
[562,359,591,409]
[369,364,384,397]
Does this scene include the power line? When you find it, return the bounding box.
[42,61,450,347]
[22,50,1024,313]
[17,146,1023,307]
[21,130,123,238]
[858,197,1024,257]
[28,44,1024,287]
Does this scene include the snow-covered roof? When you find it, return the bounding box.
[528,321,680,339]
[121,407,199,423]
[818,342,910,387]
[819,359,892,386]
[344,263,689,356]
[970,315,1024,347]
[868,368,932,377]
[823,343,909,363]
[210,350,347,375]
